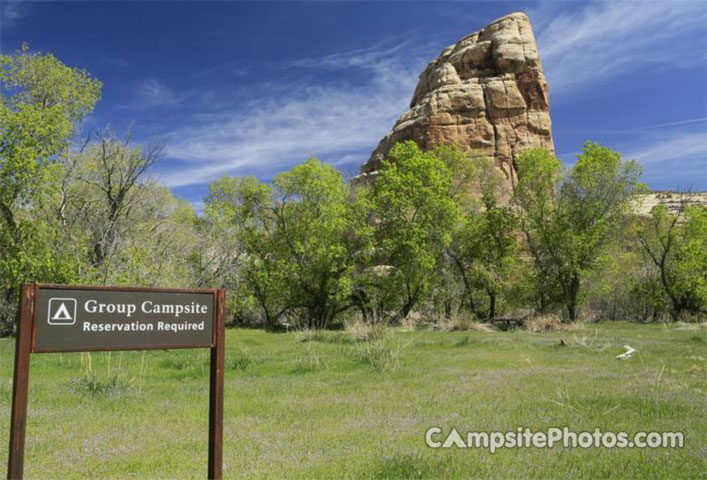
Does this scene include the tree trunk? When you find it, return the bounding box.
[566,273,580,322]
[444,300,452,320]
[449,254,477,315]
[487,289,496,320]
[399,284,419,321]
[0,202,19,244]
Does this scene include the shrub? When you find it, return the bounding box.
[228,349,253,371]
[525,313,571,332]
[353,325,412,372]
[292,349,327,374]
[355,340,400,372]
[345,319,388,343]
[69,353,131,396]
[159,353,193,370]
[438,313,493,332]
[400,312,430,331]
[70,372,132,396]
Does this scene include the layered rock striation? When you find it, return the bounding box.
[634,192,707,217]
[359,12,554,190]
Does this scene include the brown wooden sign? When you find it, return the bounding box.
[7,284,226,479]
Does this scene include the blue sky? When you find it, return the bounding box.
[1,1,706,204]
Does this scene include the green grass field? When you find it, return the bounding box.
[0,322,705,479]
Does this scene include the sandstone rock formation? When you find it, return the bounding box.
[358,12,554,191]
[633,192,707,217]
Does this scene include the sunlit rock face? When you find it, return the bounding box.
[634,192,707,216]
[358,12,554,194]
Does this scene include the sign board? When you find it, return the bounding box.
[7,284,226,479]
[34,288,214,352]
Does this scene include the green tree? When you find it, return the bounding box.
[371,141,460,319]
[0,45,100,241]
[206,160,369,329]
[0,45,101,328]
[202,176,284,326]
[446,157,522,319]
[66,129,162,274]
[55,144,198,288]
[511,148,563,313]
[449,201,520,319]
[514,143,644,321]
[637,204,707,319]
[272,158,365,328]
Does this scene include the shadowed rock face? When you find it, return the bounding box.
[359,12,554,191]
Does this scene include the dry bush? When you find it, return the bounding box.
[295,327,316,343]
[525,313,576,332]
[342,318,409,372]
[571,328,603,349]
[400,312,430,331]
[345,319,388,343]
[438,313,493,332]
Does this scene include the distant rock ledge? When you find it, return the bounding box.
[633,192,707,216]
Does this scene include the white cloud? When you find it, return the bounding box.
[290,40,412,71]
[121,79,182,110]
[624,131,706,165]
[557,122,707,189]
[532,1,707,94]
[0,0,30,30]
[623,117,707,133]
[622,129,707,189]
[158,42,422,187]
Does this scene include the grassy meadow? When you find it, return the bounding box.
[0,322,705,479]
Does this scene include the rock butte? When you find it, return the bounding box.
[357,12,554,196]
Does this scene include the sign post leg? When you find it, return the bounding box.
[7,284,35,480]
[207,289,225,480]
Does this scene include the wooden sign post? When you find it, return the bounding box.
[6,283,226,479]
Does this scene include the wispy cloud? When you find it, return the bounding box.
[290,40,412,71]
[555,117,707,136]
[158,41,424,188]
[623,129,707,189]
[556,119,707,190]
[533,1,707,94]
[622,117,707,133]
[120,79,182,110]
[625,131,706,165]
[0,0,30,31]
[189,61,250,81]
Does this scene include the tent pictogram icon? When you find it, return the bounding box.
[48,298,77,325]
